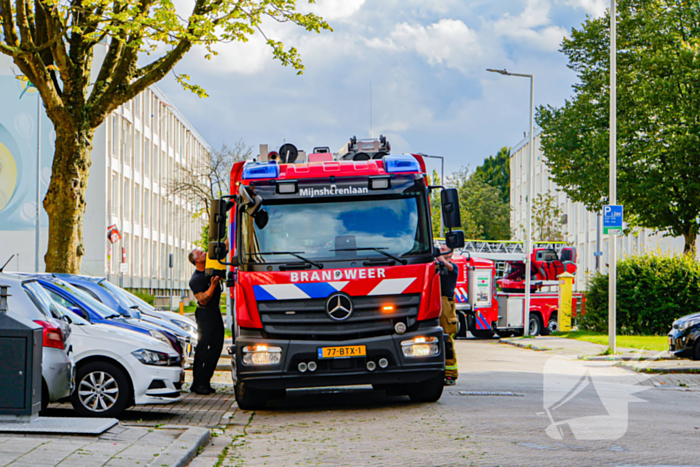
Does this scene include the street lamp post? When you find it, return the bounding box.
[420,154,445,238]
[609,0,618,353]
[487,68,535,336]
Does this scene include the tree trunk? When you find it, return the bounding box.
[43,126,94,273]
[682,229,697,256]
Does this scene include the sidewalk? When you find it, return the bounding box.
[0,424,209,467]
[500,336,700,373]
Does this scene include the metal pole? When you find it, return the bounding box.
[440,157,445,238]
[608,0,617,353]
[596,212,601,270]
[35,95,41,272]
[523,75,534,336]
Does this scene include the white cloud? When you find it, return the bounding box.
[562,0,608,17]
[493,0,568,51]
[301,0,366,21]
[368,19,483,74]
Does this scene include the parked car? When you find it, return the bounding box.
[29,275,184,358]
[669,312,700,360]
[47,301,183,417]
[55,275,197,362]
[0,273,74,411]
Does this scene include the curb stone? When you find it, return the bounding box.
[146,426,210,467]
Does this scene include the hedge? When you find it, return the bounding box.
[131,290,156,306]
[581,251,700,335]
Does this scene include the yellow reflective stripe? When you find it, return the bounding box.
[446,365,459,370]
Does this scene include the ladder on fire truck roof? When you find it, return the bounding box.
[458,241,570,278]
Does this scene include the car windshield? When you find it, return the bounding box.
[99,279,155,312]
[22,280,61,319]
[51,280,122,319]
[241,194,431,264]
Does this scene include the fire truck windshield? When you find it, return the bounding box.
[240,194,431,265]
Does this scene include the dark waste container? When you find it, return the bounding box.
[0,284,42,420]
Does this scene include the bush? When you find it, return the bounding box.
[132,290,155,306]
[581,251,700,335]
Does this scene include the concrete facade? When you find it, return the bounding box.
[510,132,685,289]
[0,64,209,298]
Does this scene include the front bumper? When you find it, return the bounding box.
[131,360,184,406]
[668,329,698,358]
[232,325,445,390]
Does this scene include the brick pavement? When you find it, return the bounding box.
[0,424,184,467]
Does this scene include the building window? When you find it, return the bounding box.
[152,241,157,278]
[111,172,118,216]
[112,116,118,158]
[134,240,140,277]
[135,131,142,173]
[134,188,140,225]
[123,179,130,218]
[144,141,150,177]
[144,189,150,221]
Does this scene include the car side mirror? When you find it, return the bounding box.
[70,306,89,321]
[441,188,462,229]
[61,314,73,325]
[445,230,465,249]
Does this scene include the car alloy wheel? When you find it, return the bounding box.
[78,371,119,412]
[71,361,130,418]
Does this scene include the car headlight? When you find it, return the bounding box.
[171,319,197,335]
[679,318,700,331]
[149,330,173,347]
[132,349,180,366]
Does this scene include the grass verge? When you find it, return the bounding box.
[554,330,668,352]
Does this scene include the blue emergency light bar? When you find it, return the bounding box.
[242,162,280,180]
[383,155,420,174]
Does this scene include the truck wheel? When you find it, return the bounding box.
[456,312,468,339]
[407,374,444,403]
[235,381,270,410]
[71,361,131,418]
[542,314,558,336]
[471,330,495,339]
[528,314,543,336]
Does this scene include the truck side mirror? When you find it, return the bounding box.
[209,199,228,242]
[208,241,229,261]
[441,188,462,229]
[445,230,465,249]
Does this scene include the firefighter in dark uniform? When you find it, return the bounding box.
[188,247,224,395]
[437,243,459,385]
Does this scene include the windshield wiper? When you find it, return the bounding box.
[331,247,407,265]
[255,251,324,270]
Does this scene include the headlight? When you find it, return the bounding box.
[171,319,197,335]
[132,349,180,366]
[149,330,173,347]
[401,336,440,358]
[679,318,700,331]
[242,345,282,366]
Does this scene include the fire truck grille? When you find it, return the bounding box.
[257,294,421,339]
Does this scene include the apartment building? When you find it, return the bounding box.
[510,132,685,290]
[0,70,209,300]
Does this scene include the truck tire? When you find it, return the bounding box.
[528,314,543,337]
[471,330,495,339]
[407,374,445,403]
[542,314,558,336]
[235,381,270,410]
[456,312,468,339]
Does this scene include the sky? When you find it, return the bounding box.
[156,0,608,175]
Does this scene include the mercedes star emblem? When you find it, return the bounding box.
[326,293,354,321]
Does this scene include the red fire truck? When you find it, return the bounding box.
[452,242,585,338]
[207,138,466,409]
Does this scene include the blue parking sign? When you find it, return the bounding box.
[603,205,623,235]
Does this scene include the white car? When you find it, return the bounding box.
[51,302,184,417]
